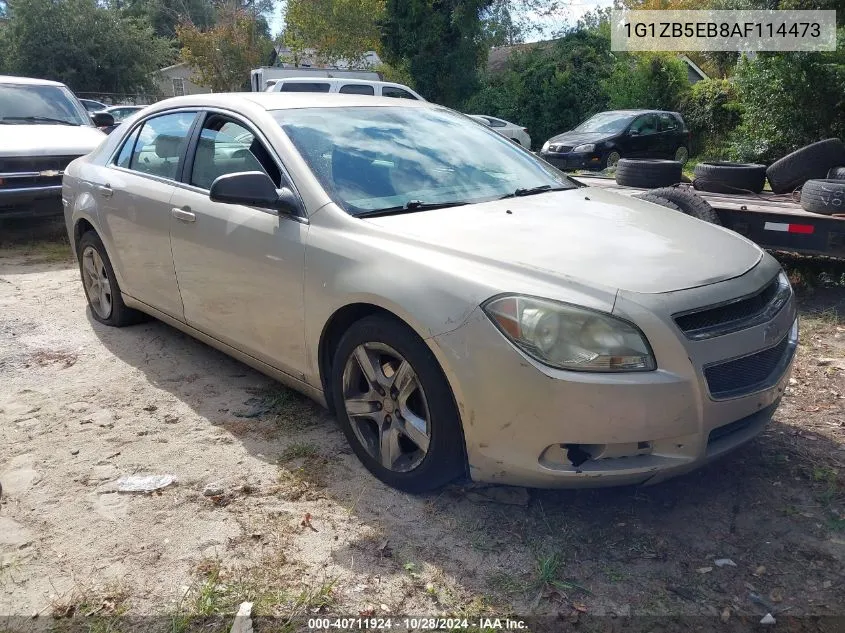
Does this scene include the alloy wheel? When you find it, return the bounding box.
[81,246,112,319]
[675,146,689,164]
[606,150,621,169]
[341,342,431,472]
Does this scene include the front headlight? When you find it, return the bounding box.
[541,140,551,152]
[572,143,596,153]
[483,295,656,372]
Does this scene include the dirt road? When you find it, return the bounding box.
[1,243,843,631]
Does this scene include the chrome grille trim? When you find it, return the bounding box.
[673,274,792,340]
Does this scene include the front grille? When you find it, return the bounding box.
[0,155,78,191]
[674,275,790,340]
[0,155,78,173]
[704,333,792,399]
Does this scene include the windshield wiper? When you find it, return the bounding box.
[356,199,469,218]
[0,116,80,126]
[499,185,571,199]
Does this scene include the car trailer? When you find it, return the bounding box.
[573,175,845,259]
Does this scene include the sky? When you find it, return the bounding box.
[265,0,616,43]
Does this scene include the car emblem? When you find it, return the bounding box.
[763,322,782,345]
[39,169,63,178]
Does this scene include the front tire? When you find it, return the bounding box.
[330,315,466,493]
[604,150,621,170]
[77,231,147,327]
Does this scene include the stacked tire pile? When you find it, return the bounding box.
[691,138,845,216]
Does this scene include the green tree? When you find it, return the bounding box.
[482,0,524,46]
[604,53,691,111]
[114,0,275,40]
[680,78,741,156]
[178,5,273,92]
[2,0,171,93]
[465,29,616,147]
[283,0,385,65]
[380,0,494,106]
[729,43,845,161]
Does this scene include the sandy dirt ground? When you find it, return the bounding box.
[1,241,844,632]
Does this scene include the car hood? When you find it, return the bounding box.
[0,124,106,158]
[547,131,613,146]
[363,188,762,294]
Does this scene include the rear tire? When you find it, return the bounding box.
[615,159,682,188]
[799,179,845,215]
[77,231,148,327]
[637,187,722,225]
[693,162,767,194]
[674,146,689,164]
[330,315,466,493]
[765,138,845,194]
[827,166,845,180]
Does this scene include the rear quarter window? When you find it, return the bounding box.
[339,84,375,95]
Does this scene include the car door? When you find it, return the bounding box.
[97,110,198,319]
[624,113,658,158]
[657,112,680,157]
[168,111,308,376]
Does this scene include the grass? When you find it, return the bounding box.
[49,582,129,633]
[0,238,73,264]
[278,442,320,463]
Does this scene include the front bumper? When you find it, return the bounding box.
[0,185,64,218]
[431,262,797,488]
[540,150,603,171]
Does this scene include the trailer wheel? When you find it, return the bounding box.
[827,166,845,180]
[615,159,682,188]
[636,187,722,225]
[765,138,845,194]
[693,162,766,194]
[799,179,845,215]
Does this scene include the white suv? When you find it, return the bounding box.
[0,75,112,219]
[266,77,425,101]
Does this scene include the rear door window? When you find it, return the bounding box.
[658,113,678,132]
[339,84,375,95]
[279,82,331,93]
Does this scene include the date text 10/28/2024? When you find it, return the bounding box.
[307,617,528,630]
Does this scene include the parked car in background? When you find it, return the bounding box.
[64,92,796,494]
[267,77,425,101]
[540,110,691,171]
[97,105,145,134]
[79,98,108,113]
[468,115,531,148]
[1,75,111,219]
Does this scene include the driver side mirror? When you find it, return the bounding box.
[209,171,302,215]
[628,129,640,137]
[91,111,114,128]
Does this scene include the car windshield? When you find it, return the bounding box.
[274,106,574,215]
[574,112,636,134]
[0,84,90,126]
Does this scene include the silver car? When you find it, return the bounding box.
[62,93,798,492]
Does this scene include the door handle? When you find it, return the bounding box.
[96,184,113,198]
[172,207,196,223]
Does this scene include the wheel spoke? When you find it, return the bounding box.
[379,425,402,470]
[83,257,97,280]
[391,360,415,400]
[353,345,381,390]
[399,412,429,453]
[345,396,378,418]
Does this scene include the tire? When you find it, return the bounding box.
[77,231,148,327]
[827,166,845,180]
[330,315,466,493]
[636,192,682,212]
[615,159,682,188]
[637,186,722,225]
[674,146,689,164]
[692,161,767,194]
[765,138,845,194]
[799,179,845,215]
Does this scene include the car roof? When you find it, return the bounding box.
[146,92,432,113]
[598,109,672,115]
[0,74,67,87]
[273,77,406,87]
